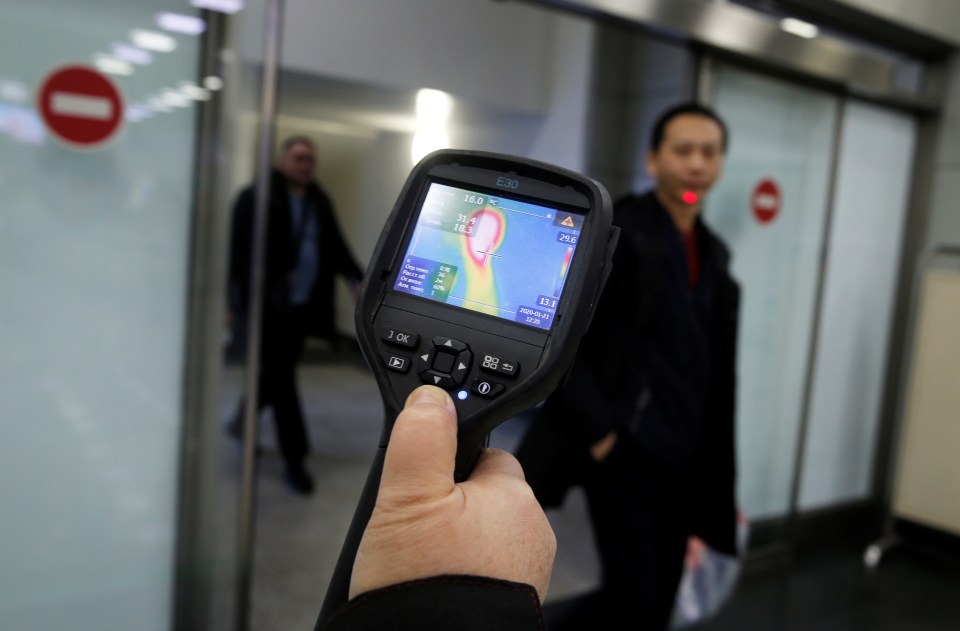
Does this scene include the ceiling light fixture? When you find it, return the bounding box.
[190,0,244,14]
[179,83,211,101]
[111,43,154,66]
[94,55,135,76]
[130,29,177,53]
[780,17,819,39]
[156,12,206,36]
[203,76,224,91]
[0,79,29,103]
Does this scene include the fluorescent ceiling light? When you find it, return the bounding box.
[94,55,135,76]
[780,17,819,39]
[190,0,244,14]
[0,79,29,103]
[130,29,177,52]
[156,12,206,35]
[416,88,451,123]
[179,83,211,101]
[162,89,192,108]
[111,43,153,65]
[126,104,155,122]
[148,97,174,113]
[411,128,449,165]
[412,89,452,163]
[203,75,224,91]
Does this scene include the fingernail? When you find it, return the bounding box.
[408,386,450,409]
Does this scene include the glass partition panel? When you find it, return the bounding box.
[708,65,839,521]
[800,101,917,510]
[0,1,202,628]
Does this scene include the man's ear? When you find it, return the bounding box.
[645,150,658,178]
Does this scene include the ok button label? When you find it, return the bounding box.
[382,326,419,349]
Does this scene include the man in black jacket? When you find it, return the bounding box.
[228,136,363,495]
[517,103,741,628]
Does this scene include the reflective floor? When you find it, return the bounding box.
[691,541,960,631]
[214,348,960,630]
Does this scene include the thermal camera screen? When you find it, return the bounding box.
[392,181,583,331]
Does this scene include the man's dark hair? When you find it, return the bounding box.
[281,135,316,154]
[650,102,728,154]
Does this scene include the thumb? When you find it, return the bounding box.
[378,386,459,501]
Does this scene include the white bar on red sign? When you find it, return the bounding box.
[51,92,113,120]
[754,194,778,208]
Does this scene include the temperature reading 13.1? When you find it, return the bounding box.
[537,296,558,309]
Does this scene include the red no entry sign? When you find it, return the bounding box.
[751,178,781,225]
[37,65,124,148]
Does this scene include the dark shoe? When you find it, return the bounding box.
[285,464,315,495]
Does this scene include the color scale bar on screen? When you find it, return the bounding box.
[553,246,573,297]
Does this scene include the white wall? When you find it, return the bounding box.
[926,55,960,249]
[241,0,563,114]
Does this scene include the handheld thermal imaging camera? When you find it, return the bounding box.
[315,150,617,628]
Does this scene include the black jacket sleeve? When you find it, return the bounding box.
[544,196,648,448]
[314,184,363,286]
[325,209,364,286]
[227,186,255,316]
[323,575,545,631]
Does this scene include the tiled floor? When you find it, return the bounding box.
[211,349,960,630]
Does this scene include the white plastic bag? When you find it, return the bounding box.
[671,511,749,628]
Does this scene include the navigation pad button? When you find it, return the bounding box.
[451,349,472,384]
[421,370,456,390]
[416,348,435,374]
[432,336,467,353]
[432,351,456,374]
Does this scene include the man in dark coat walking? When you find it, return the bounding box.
[517,103,740,628]
[228,136,363,494]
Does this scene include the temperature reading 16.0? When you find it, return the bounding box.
[464,194,484,205]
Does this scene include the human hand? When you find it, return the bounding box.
[589,431,618,461]
[685,536,707,570]
[350,386,556,601]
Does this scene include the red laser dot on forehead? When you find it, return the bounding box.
[682,191,698,204]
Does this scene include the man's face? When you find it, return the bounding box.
[279,141,316,188]
[646,114,725,210]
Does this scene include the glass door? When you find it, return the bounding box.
[0,0,204,628]
[707,65,840,521]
